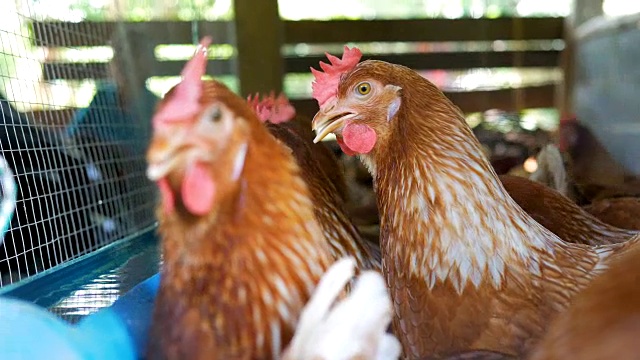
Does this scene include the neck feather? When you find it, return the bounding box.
[372,96,562,293]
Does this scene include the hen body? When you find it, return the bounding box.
[526,144,640,230]
[500,175,637,245]
[310,56,639,358]
[529,235,640,360]
[558,116,637,191]
[147,67,334,359]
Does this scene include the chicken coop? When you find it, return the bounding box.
[0,0,637,358]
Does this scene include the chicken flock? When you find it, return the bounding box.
[144,37,640,360]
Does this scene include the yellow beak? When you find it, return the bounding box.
[311,111,357,143]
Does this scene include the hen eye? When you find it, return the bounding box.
[356,82,371,96]
[208,106,222,122]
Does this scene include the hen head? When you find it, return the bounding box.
[310,46,455,159]
[146,37,254,219]
[309,48,403,157]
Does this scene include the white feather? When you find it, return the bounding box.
[231,142,248,181]
[282,257,401,360]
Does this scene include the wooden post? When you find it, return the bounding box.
[110,22,158,120]
[557,19,576,116]
[232,0,284,96]
[558,0,603,115]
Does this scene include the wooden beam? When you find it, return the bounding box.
[290,84,557,118]
[232,0,284,95]
[42,63,109,81]
[31,18,564,48]
[446,84,556,113]
[288,51,560,73]
[557,21,575,115]
[42,60,235,80]
[42,50,559,80]
[284,18,564,43]
[32,21,235,47]
[27,109,76,127]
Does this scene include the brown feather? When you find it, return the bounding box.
[348,172,639,247]
[436,349,517,360]
[279,115,350,203]
[576,181,640,203]
[581,197,640,230]
[529,235,640,360]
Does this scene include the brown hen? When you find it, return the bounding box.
[557,115,630,189]
[310,46,639,359]
[145,38,334,360]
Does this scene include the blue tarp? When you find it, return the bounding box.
[66,82,157,158]
[0,273,160,360]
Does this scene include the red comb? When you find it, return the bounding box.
[247,93,273,122]
[271,93,296,123]
[246,92,296,124]
[311,46,362,107]
[153,36,212,127]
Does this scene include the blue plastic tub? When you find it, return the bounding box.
[0,226,161,360]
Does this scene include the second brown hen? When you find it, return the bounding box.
[581,197,640,230]
[248,92,349,202]
[146,38,335,360]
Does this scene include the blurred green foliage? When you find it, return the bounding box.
[35,0,567,22]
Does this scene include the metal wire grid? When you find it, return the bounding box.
[0,2,157,288]
[0,0,568,295]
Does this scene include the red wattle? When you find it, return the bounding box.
[181,162,216,216]
[342,122,377,154]
[336,136,357,156]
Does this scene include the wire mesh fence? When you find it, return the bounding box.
[0,1,158,288]
[0,0,577,317]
